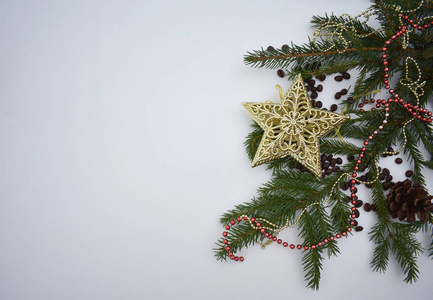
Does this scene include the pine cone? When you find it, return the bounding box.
[386,179,433,223]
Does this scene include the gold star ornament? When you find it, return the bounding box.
[243,74,350,178]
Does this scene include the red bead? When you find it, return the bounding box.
[225,225,230,230]
[268,235,273,240]
[283,242,288,247]
[361,147,366,152]
[223,232,228,237]
[260,228,265,233]
[230,256,235,260]
[290,244,295,249]
[304,246,309,250]
[409,19,413,24]
[354,166,358,171]
[236,217,241,222]
[363,141,369,146]
[347,227,352,232]
[264,233,269,237]
[350,221,355,226]
[235,257,239,261]
[223,239,228,244]
[318,242,323,247]
[417,115,422,119]
[351,179,356,185]
[228,252,233,256]
[330,236,335,241]
[423,118,426,122]
[385,41,391,45]
[277,239,282,244]
[342,232,347,236]
[225,246,231,251]
[352,173,357,177]
[351,193,356,198]
[239,257,244,262]
[272,237,277,241]
[324,239,329,243]
[382,47,387,51]
[230,220,235,225]
[255,222,261,227]
[336,234,341,239]
[351,207,356,211]
[351,214,356,218]
[297,244,302,250]
[404,16,408,20]
[359,153,364,158]
[385,85,390,89]
[391,35,396,40]
[389,89,394,94]
[311,245,316,249]
[250,218,255,222]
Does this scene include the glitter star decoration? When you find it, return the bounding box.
[242,74,350,178]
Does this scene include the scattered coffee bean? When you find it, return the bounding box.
[405,170,413,177]
[277,69,285,78]
[334,75,343,82]
[336,157,343,164]
[282,44,289,50]
[311,100,317,107]
[395,158,403,164]
[311,91,318,99]
[347,155,355,161]
[311,86,317,92]
[322,162,330,169]
[330,104,338,111]
[382,182,389,190]
[364,203,372,212]
[340,88,348,95]
[386,175,393,183]
[342,182,348,190]
[343,72,351,79]
[321,154,327,163]
[316,101,323,108]
[306,85,311,92]
[335,92,342,99]
[355,200,363,208]
[382,168,390,176]
[316,84,323,92]
[325,168,332,175]
[333,165,340,172]
[355,226,364,232]
[316,75,326,81]
[267,46,275,51]
[380,174,386,180]
[308,79,316,86]
[347,97,354,104]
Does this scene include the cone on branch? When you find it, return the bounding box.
[386,179,433,223]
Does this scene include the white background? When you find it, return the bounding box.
[1,0,433,299]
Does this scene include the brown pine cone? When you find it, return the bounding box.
[386,179,433,223]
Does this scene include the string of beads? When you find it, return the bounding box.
[222,14,433,262]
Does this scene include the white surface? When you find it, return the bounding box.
[1,0,432,299]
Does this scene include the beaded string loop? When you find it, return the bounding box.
[222,15,433,262]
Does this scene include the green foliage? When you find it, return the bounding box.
[216,0,433,289]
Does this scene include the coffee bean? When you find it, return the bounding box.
[341,88,348,95]
[317,75,326,81]
[311,92,318,99]
[306,85,311,92]
[380,174,385,180]
[355,226,364,232]
[352,220,358,226]
[334,75,343,82]
[317,84,323,92]
[277,69,285,78]
[365,183,372,188]
[342,182,348,190]
[352,187,358,193]
[343,72,351,79]
[347,97,354,104]
[311,100,317,107]
[267,46,275,51]
[354,209,360,218]
[316,101,323,108]
[333,165,340,172]
[395,158,403,164]
[308,79,316,86]
[405,170,414,177]
[355,200,363,207]
[335,92,342,100]
[382,168,390,176]
[364,203,372,212]
[386,175,393,183]
[330,104,338,111]
[321,154,327,163]
[336,157,343,164]
[325,168,332,175]
[311,86,317,92]
[282,44,289,50]
[382,182,389,190]
[347,155,355,161]
[322,162,330,169]
[388,146,394,153]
